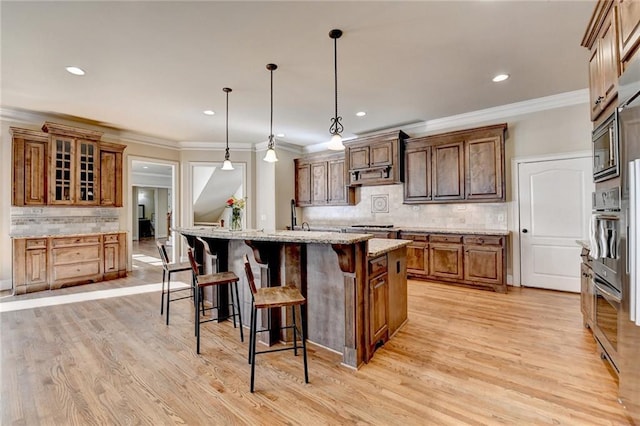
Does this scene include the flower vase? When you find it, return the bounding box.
[231,208,242,231]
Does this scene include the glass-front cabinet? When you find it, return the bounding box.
[50,137,98,205]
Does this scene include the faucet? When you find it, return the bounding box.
[301,222,310,231]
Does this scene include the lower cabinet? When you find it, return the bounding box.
[400,231,507,292]
[429,235,464,281]
[580,250,595,329]
[368,255,389,355]
[12,232,127,294]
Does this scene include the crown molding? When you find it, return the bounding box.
[178,141,255,151]
[1,106,180,149]
[302,89,589,152]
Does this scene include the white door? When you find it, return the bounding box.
[519,156,593,292]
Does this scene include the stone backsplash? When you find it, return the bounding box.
[301,184,508,230]
[10,207,121,237]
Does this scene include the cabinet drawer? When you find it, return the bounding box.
[399,233,428,241]
[103,234,120,244]
[52,235,101,247]
[53,261,101,281]
[52,245,100,264]
[463,235,503,246]
[430,235,462,244]
[369,255,388,278]
[26,238,47,249]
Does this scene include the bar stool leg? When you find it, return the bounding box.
[301,304,309,383]
[160,269,166,315]
[292,305,298,356]
[234,281,244,342]
[248,301,255,364]
[166,276,171,326]
[250,304,258,392]
[196,284,201,354]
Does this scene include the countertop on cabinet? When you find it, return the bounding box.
[368,238,411,258]
[10,231,125,239]
[174,227,373,244]
[295,224,509,236]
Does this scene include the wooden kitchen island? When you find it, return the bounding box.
[175,227,409,368]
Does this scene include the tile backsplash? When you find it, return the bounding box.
[301,184,507,230]
[10,207,121,237]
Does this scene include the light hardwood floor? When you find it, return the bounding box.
[0,241,632,425]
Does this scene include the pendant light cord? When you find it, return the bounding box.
[225,88,230,160]
[329,31,343,137]
[270,68,274,147]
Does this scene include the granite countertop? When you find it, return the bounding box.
[175,227,373,244]
[398,227,510,236]
[10,231,125,239]
[297,224,509,236]
[368,238,411,258]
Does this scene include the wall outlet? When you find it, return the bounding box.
[260,214,267,221]
[498,214,505,222]
[412,205,420,211]
[455,205,467,211]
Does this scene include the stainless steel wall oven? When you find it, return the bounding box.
[590,186,622,372]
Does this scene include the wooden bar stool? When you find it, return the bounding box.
[187,249,243,354]
[242,254,309,393]
[157,240,193,325]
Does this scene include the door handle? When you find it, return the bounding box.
[522,229,528,233]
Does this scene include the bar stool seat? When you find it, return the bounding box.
[187,249,244,354]
[243,254,309,393]
[157,240,193,325]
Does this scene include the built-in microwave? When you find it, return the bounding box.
[592,111,620,182]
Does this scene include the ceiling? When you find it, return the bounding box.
[1,1,595,149]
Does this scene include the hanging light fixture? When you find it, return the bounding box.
[263,63,279,163]
[327,29,345,151]
[221,87,234,171]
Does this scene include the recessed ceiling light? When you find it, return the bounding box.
[143,166,148,169]
[65,66,85,76]
[203,110,215,116]
[276,133,285,138]
[492,74,509,82]
[356,111,366,117]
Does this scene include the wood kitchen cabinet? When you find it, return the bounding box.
[463,235,506,293]
[12,232,127,295]
[403,124,506,204]
[618,0,640,63]
[400,231,507,292]
[583,2,620,121]
[428,235,464,281]
[12,238,48,294]
[100,142,125,207]
[400,232,429,276]
[294,152,354,207]
[103,232,127,279]
[345,130,408,186]
[368,255,389,353]
[580,247,595,329]
[11,128,48,206]
[12,122,125,207]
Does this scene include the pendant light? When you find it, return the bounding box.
[221,87,234,171]
[263,63,279,163]
[327,29,345,151]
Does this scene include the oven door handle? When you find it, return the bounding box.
[594,280,622,304]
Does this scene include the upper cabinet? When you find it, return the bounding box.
[345,130,408,186]
[618,0,640,63]
[583,1,622,121]
[403,124,507,204]
[294,151,355,207]
[12,122,126,207]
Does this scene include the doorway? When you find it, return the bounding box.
[129,158,178,268]
[516,154,593,292]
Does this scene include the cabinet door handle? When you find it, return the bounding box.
[374,279,386,289]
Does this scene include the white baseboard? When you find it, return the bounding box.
[0,278,13,292]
